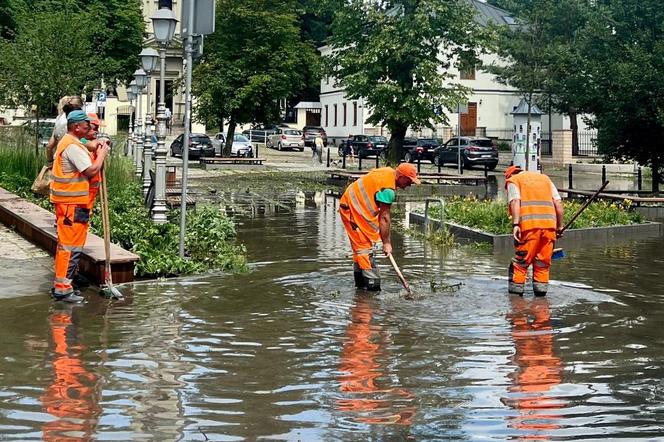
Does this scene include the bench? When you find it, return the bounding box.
[0,187,139,285]
[199,157,265,169]
[560,188,664,206]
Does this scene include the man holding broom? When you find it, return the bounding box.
[50,110,110,303]
[505,165,564,297]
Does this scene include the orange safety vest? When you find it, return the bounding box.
[50,134,91,205]
[340,167,396,241]
[507,171,557,231]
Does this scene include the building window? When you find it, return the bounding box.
[460,67,475,80]
[325,105,328,126]
[334,104,338,126]
[353,102,358,126]
[343,103,347,126]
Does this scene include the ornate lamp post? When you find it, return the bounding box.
[150,7,178,224]
[127,88,135,157]
[139,47,159,197]
[131,71,147,176]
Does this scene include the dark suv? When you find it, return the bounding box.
[170,133,214,159]
[433,136,498,170]
[303,126,328,147]
[402,138,440,163]
[350,135,388,158]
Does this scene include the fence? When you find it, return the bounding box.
[576,131,598,156]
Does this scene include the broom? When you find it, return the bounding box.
[552,180,609,260]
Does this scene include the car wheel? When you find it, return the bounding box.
[404,152,413,163]
[433,155,442,167]
[487,163,497,171]
[299,148,304,152]
[277,142,282,151]
[464,161,472,170]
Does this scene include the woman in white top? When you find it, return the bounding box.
[46,95,84,167]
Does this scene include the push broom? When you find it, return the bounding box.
[552,180,609,260]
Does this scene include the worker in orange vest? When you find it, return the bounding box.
[505,165,564,296]
[50,110,110,303]
[339,163,420,291]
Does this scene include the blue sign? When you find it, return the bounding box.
[97,92,107,102]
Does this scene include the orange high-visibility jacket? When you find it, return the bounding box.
[340,167,396,242]
[50,134,91,205]
[507,171,557,231]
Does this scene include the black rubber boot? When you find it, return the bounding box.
[353,263,365,288]
[51,289,85,303]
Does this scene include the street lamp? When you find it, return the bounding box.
[150,7,178,224]
[133,69,147,177]
[127,88,135,157]
[139,47,159,197]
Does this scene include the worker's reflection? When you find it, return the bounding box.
[41,306,100,441]
[504,296,566,439]
[337,295,416,426]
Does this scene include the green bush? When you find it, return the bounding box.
[427,196,643,235]
[496,141,511,151]
[0,145,247,278]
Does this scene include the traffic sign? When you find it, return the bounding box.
[97,91,107,102]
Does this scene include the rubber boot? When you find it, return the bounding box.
[508,263,524,295]
[353,262,365,288]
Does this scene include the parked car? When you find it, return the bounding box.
[241,126,279,142]
[401,138,440,163]
[212,133,254,157]
[350,135,389,158]
[267,128,304,151]
[303,126,328,147]
[433,136,498,170]
[170,133,214,159]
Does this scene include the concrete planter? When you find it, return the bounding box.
[409,212,663,253]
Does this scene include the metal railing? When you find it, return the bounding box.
[576,131,598,156]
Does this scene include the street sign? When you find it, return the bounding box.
[182,0,215,37]
[97,91,107,102]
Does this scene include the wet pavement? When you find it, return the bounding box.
[1,190,664,440]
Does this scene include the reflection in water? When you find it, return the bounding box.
[337,295,416,426]
[504,296,566,440]
[41,307,101,441]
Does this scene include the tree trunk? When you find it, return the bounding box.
[652,153,660,194]
[569,110,579,156]
[386,122,407,166]
[224,118,236,158]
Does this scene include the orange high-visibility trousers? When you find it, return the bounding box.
[339,206,374,270]
[509,229,556,294]
[53,204,90,296]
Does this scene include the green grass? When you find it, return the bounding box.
[426,196,643,235]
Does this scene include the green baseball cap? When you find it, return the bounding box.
[67,110,91,123]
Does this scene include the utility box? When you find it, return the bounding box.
[511,99,543,172]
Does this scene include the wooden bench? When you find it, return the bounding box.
[560,188,664,206]
[199,157,265,169]
[328,171,486,186]
[0,187,139,285]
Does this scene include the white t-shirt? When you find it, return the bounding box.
[60,144,92,174]
[507,181,561,203]
[53,113,67,143]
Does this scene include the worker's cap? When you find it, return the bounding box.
[86,113,104,127]
[504,165,522,180]
[67,110,91,123]
[396,163,421,185]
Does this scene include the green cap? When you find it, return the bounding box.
[67,110,91,123]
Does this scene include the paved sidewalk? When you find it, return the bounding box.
[0,225,52,298]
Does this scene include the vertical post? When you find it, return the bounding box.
[142,73,153,197]
[638,166,643,191]
[152,45,168,224]
[417,157,421,173]
[457,109,462,175]
[134,91,144,176]
[484,164,488,178]
[326,147,330,167]
[128,98,134,157]
[179,2,195,254]
[375,153,379,169]
[255,141,259,158]
[602,164,606,184]
[437,158,441,174]
[342,150,346,169]
[568,163,573,189]
[358,154,362,171]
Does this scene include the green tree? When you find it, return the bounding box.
[192,0,317,155]
[326,0,487,163]
[578,0,664,192]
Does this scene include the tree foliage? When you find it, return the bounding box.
[192,0,317,154]
[326,0,488,163]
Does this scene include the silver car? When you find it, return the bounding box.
[267,128,304,151]
[212,133,254,157]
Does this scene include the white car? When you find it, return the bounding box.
[213,133,254,157]
[267,128,304,151]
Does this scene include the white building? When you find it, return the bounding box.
[317,0,589,146]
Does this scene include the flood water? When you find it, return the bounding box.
[1,190,664,441]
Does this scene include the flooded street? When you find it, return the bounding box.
[1,190,664,441]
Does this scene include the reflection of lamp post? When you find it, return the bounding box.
[150,7,178,224]
[139,47,159,197]
[131,71,147,176]
[127,89,135,157]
